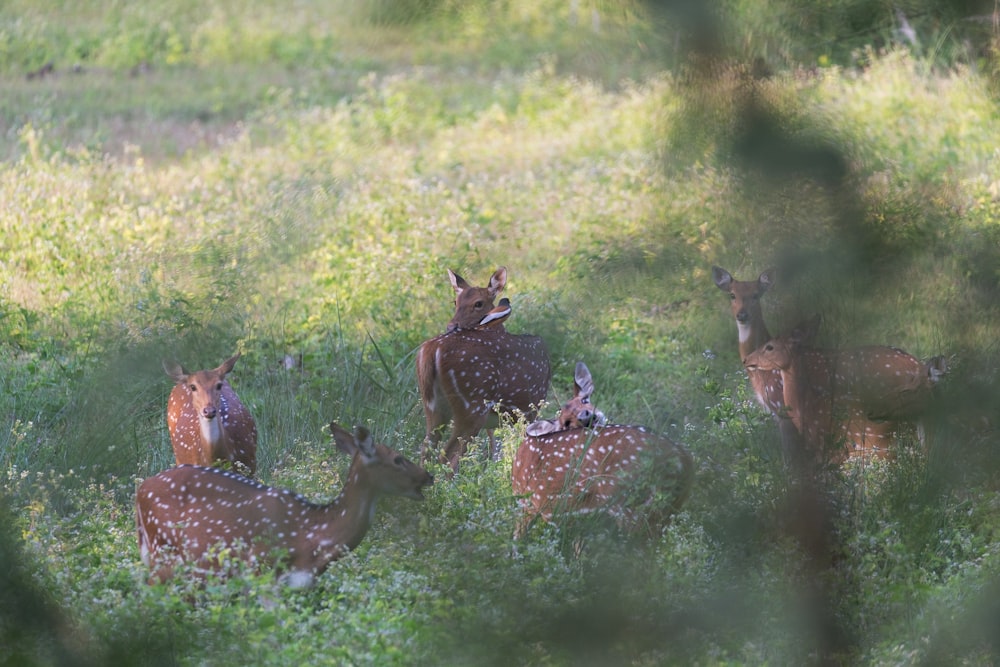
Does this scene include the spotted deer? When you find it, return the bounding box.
[417,267,551,473]
[713,267,946,460]
[136,423,433,587]
[513,362,694,538]
[713,267,785,412]
[524,361,606,434]
[713,266,814,463]
[744,317,944,463]
[163,352,258,477]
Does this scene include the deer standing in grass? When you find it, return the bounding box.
[512,362,694,537]
[136,422,433,587]
[744,317,946,463]
[417,267,551,473]
[163,352,258,477]
[713,266,946,462]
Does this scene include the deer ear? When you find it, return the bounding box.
[789,314,821,346]
[712,266,733,291]
[758,268,776,292]
[162,359,187,383]
[330,422,359,456]
[573,361,594,400]
[488,267,508,297]
[526,419,560,437]
[352,425,377,459]
[217,352,241,376]
[448,269,468,295]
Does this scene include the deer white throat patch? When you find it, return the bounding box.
[737,322,752,344]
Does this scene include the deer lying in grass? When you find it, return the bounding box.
[512,362,694,538]
[136,423,433,588]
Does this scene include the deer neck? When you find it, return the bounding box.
[776,355,805,428]
[314,462,379,559]
[200,411,226,450]
[737,316,771,362]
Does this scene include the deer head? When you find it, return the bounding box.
[162,352,257,476]
[525,361,607,437]
[446,266,507,333]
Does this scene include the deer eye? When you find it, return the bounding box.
[474,300,484,309]
[189,384,198,392]
[729,293,736,301]
[393,456,405,466]
[765,344,774,352]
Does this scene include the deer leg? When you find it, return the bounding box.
[484,412,502,462]
[861,419,896,461]
[443,412,489,474]
[777,416,809,472]
[420,404,450,466]
[487,430,499,462]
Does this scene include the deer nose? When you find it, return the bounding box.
[202,406,217,419]
[736,310,750,324]
[445,322,459,334]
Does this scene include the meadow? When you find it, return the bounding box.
[2,1,1000,665]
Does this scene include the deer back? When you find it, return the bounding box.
[163,352,258,476]
[418,327,550,419]
[823,346,943,421]
[136,423,432,587]
[744,325,898,462]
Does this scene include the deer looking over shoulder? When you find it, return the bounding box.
[416,267,551,473]
[163,352,257,477]
[513,362,694,538]
[744,316,946,463]
[136,423,433,587]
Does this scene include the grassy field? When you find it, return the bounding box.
[2,1,1000,665]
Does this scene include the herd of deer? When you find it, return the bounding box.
[134,265,946,588]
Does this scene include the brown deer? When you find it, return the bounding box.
[136,422,433,587]
[417,267,551,473]
[713,266,813,463]
[713,267,946,460]
[524,361,606,434]
[713,267,783,415]
[743,317,944,462]
[513,362,694,538]
[163,352,258,477]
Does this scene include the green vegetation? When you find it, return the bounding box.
[2,0,999,664]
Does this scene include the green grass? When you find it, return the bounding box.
[2,1,1000,665]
